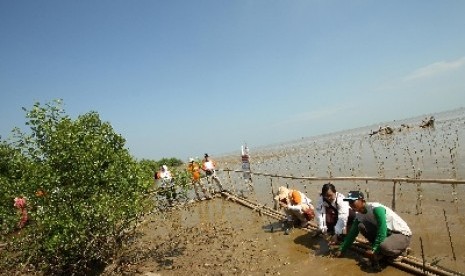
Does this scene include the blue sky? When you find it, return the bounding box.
[1,1,464,160]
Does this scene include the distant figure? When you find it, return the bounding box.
[420,116,435,128]
[400,123,411,129]
[201,153,223,192]
[156,165,176,206]
[335,191,412,269]
[398,124,412,132]
[14,195,28,229]
[156,165,173,186]
[187,157,211,200]
[315,183,355,244]
[275,186,315,228]
[370,126,394,137]
[379,126,393,135]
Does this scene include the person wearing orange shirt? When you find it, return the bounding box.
[188,157,211,200]
[275,186,315,228]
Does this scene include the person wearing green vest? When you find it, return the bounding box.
[334,191,412,267]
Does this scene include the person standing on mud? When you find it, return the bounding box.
[201,153,223,193]
[315,183,355,244]
[156,165,172,184]
[156,165,176,206]
[275,186,315,228]
[187,157,211,200]
[335,191,412,267]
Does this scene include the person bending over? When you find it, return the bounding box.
[275,186,315,228]
[315,183,355,244]
[335,191,412,267]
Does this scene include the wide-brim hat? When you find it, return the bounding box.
[275,186,290,200]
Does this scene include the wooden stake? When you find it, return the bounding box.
[443,209,457,261]
[392,181,397,211]
[420,236,426,275]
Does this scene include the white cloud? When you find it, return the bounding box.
[404,56,465,81]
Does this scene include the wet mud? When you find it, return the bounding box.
[117,199,406,275]
[115,108,465,275]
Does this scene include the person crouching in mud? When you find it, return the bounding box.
[274,186,315,228]
[315,183,355,244]
[334,191,412,270]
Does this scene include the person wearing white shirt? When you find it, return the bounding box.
[336,191,412,268]
[201,153,223,192]
[155,165,176,206]
[315,183,355,244]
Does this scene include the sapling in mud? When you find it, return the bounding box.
[443,209,457,261]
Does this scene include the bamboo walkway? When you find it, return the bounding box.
[220,190,464,276]
[222,169,465,185]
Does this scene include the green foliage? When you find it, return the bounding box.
[157,157,183,168]
[0,142,29,234]
[0,100,150,274]
[138,158,159,172]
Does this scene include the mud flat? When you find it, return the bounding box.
[117,108,464,275]
[118,199,407,275]
[216,108,465,273]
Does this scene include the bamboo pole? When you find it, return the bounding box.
[222,193,283,220]
[353,242,460,276]
[220,169,465,185]
[220,191,464,276]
